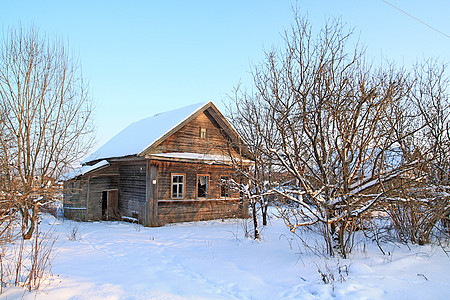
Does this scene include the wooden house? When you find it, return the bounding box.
[62,102,252,226]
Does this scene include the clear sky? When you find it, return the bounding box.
[2,0,450,155]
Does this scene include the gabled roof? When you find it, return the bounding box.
[83,101,247,165]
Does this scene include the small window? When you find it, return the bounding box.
[171,174,185,199]
[200,127,207,139]
[221,176,230,198]
[197,175,209,198]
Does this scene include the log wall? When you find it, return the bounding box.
[63,164,119,221]
[63,180,87,221]
[118,160,147,221]
[154,160,247,225]
[158,199,243,224]
[153,110,239,157]
[156,160,237,200]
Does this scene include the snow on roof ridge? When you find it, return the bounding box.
[82,101,210,164]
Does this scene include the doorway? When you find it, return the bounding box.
[102,189,118,220]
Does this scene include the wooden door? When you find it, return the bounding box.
[104,189,118,220]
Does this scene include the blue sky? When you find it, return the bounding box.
[2,0,450,152]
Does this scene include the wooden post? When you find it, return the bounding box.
[86,176,90,221]
[145,160,159,226]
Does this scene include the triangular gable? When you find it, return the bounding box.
[140,101,248,157]
[83,101,249,165]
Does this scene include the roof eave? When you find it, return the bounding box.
[146,153,254,166]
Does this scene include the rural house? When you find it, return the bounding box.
[62,102,253,226]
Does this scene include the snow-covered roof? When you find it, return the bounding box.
[60,160,110,181]
[83,102,209,164]
[148,152,254,165]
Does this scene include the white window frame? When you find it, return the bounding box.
[171,174,185,199]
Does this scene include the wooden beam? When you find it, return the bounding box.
[145,159,159,226]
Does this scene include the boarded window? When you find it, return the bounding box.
[197,175,209,198]
[221,176,230,197]
[171,174,185,199]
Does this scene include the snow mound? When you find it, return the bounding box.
[349,262,375,275]
[42,214,62,226]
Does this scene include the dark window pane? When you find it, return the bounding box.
[221,176,230,197]
[172,184,177,196]
[197,175,208,198]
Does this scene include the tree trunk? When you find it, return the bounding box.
[251,199,260,239]
[22,204,38,240]
[262,203,267,226]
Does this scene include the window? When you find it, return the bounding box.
[197,175,209,198]
[200,127,207,139]
[221,176,230,198]
[171,174,185,199]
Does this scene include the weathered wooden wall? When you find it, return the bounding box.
[153,110,239,157]
[118,160,147,221]
[154,160,247,225]
[85,176,118,220]
[63,180,87,221]
[156,160,236,200]
[63,164,119,221]
[158,199,244,224]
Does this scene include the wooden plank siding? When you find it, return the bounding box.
[118,160,147,221]
[156,161,236,200]
[63,164,120,221]
[158,199,243,224]
[151,109,239,157]
[63,180,87,221]
[63,159,248,225]
[154,160,247,225]
[85,176,118,220]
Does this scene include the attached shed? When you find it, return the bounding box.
[62,101,252,226]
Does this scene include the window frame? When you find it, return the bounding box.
[220,176,230,198]
[199,127,207,139]
[171,173,185,199]
[196,174,210,199]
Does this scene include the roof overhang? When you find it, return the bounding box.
[59,160,110,181]
[146,152,254,166]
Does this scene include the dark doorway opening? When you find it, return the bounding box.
[102,190,118,220]
[102,191,108,218]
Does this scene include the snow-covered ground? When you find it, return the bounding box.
[3,213,450,299]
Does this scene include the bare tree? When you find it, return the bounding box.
[229,15,418,257]
[386,59,450,244]
[226,87,283,239]
[0,25,95,239]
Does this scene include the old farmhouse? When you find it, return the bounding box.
[62,102,253,226]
